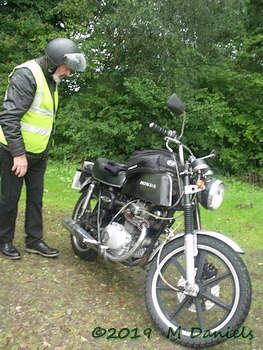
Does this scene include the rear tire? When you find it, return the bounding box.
[145,235,252,347]
[70,191,98,261]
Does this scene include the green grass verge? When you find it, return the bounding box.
[200,177,263,250]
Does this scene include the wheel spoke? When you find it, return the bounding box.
[203,271,232,287]
[201,291,232,310]
[170,256,186,278]
[194,297,206,329]
[195,250,206,280]
[169,295,192,321]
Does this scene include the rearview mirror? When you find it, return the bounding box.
[167,94,185,115]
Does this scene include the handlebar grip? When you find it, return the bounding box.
[149,122,177,138]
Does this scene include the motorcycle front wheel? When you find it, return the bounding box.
[145,235,252,348]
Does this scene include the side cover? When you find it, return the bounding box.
[122,172,173,206]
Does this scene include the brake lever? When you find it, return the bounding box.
[201,149,216,160]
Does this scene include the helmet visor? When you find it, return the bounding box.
[63,53,86,72]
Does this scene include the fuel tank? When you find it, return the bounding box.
[122,172,176,206]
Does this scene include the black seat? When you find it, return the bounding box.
[92,158,127,188]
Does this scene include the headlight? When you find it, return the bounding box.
[199,178,225,210]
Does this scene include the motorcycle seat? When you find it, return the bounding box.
[104,159,127,175]
[92,158,127,188]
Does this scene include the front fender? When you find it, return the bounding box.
[148,230,244,263]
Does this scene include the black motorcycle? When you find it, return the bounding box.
[63,93,252,348]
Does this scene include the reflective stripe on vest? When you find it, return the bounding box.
[0,60,58,154]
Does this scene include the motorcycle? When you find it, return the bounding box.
[63,93,252,348]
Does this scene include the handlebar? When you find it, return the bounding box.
[149,123,215,165]
[149,123,177,139]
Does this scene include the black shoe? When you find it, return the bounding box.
[25,240,59,257]
[0,242,21,260]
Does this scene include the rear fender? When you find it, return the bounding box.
[72,162,94,192]
[148,230,244,263]
[79,176,93,192]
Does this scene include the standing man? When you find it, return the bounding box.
[0,38,86,259]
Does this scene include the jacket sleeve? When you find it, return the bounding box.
[0,68,36,157]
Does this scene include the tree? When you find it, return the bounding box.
[0,0,65,97]
[0,0,262,181]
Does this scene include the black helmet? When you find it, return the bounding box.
[45,37,86,73]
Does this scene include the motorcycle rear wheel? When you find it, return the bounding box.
[70,191,99,261]
[145,235,252,348]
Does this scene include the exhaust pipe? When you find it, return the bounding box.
[63,218,148,263]
[62,217,98,246]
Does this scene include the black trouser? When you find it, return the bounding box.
[0,148,47,245]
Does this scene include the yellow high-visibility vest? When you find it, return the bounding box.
[0,60,58,154]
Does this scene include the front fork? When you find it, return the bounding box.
[183,163,200,296]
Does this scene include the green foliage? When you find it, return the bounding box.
[0,0,262,181]
[198,65,263,176]
[0,0,62,97]
[182,89,233,157]
[51,77,171,162]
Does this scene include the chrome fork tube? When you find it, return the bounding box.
[183,162,199,296]
[184,233,198,286]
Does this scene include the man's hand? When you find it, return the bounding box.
[12,154,28,177]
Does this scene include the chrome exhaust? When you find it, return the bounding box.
[63,218,148,263]
[62,217,98,246]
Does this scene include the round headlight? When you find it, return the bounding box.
[199,179,225,210]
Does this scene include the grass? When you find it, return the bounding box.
[42,160,80,210]
[200,176,263,249]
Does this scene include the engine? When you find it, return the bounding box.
[101,201,154,258]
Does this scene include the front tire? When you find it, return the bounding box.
[145,235,252,348]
